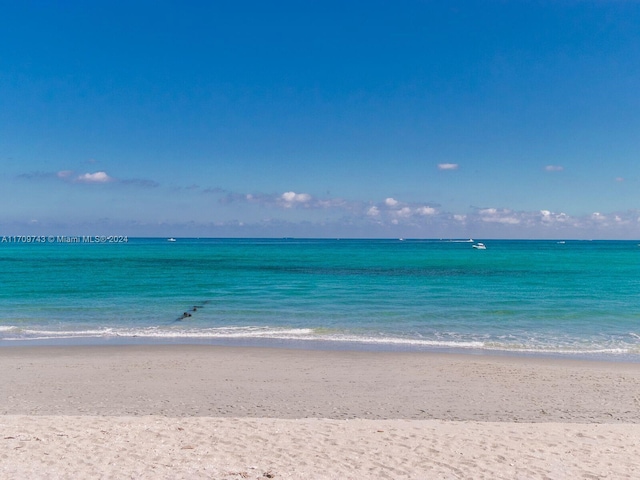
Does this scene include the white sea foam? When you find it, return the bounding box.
[3,325,637,357]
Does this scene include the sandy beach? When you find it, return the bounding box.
[2,345,640,478]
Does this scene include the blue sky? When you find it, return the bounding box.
[1,0,639,238]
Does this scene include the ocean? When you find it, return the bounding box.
[1,237,639,360]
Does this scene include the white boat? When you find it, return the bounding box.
[167,238,177,242]
[472,242,486,250]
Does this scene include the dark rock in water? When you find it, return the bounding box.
[175,312,192,321]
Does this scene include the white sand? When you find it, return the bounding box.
[1,345,639,478]
[3,416,640,479]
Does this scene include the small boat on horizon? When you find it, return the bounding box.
[472,242,487,250]
[167,238,177,242]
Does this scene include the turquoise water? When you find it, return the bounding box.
[1,238,639,360]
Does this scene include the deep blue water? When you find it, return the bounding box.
[1,237,639,360]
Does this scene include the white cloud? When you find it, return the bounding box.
[367,206,380,217]
[545,165,564,172]
[278,191,313,208]
[438,163,459,170]
[162,187,640,238]
[76,171,113,183]
[479,208,498,215]
[478,208,520,224]
[216,189,349,210]
[539,210,569,225]
[416,206,436,216]
[367,197,443,224]
[396,207,412,217]
[282,191,309,202]
[281,191,311,204]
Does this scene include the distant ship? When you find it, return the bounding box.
[472,242,487,250]
[167,238,177,242]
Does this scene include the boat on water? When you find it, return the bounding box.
[472,242,487,250]
[167,238,177,242]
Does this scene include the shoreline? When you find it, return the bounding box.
[2,335,639,364]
